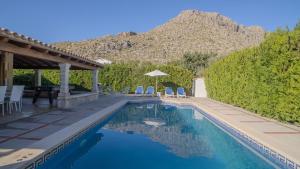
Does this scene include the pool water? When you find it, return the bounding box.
[39,103,277,169]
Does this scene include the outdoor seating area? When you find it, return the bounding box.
[131,69,188,98]
[134,85,187,98]
[165,87,186,98]
[30,85,77,105]
[0,28,104,112]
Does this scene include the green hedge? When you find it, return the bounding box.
[99,63,194,94]
[14,69,92,91]
[14,63,193,94]
[205,29,300,124]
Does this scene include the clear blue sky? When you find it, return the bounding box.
[0,0,299,43]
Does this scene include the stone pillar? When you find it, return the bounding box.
[92,69,99,93]
[34,69,42,87]
[58,63,71,97]
[0,52,14,89]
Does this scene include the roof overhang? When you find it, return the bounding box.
[0,28,104,70]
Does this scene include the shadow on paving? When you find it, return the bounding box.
[0,95,125,158]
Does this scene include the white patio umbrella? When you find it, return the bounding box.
[144,70,168,93]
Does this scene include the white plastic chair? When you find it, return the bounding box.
[8,85,24,114]
[0,86,7,116]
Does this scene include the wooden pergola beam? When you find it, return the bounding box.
[0,41,96,70]
[31,58,55,67]
[14,66,61,70]
[15,56,39,67]
[15,55,53,67]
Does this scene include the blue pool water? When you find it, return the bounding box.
[39,103,277,169]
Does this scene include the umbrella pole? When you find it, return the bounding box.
[155,104,157,117]
[156,77,158,93]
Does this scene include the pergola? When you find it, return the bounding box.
[0,28,104,108]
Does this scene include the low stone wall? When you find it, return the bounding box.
[57,92,98,108]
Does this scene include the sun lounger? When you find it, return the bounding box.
[145,86,155,96]
[177,87,186,98]
[135,86,144,95]
[165,87,175,97]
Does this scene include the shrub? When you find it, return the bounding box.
[182,52,217,77]
[14,63,193,94]
[99,63,194,94]
[14,69,91,91]
[205,29,300,124]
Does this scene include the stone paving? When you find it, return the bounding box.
[0,95,125,158]
[0,99,57,126]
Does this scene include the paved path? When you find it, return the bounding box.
[163,97,300,166]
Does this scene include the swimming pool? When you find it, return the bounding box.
[38,102,279,169]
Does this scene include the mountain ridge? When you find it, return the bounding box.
[54,10,266,63]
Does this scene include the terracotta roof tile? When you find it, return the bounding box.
[0,27,103,68]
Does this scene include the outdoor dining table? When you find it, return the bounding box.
[32,86,59,105]
[32,86,75,105]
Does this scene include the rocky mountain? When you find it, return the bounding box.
[54,10,266,64]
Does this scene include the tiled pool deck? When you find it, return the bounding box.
[0,95,299,169]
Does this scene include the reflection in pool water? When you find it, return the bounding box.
[40,103,276,169]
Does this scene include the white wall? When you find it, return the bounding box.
[193,78,207,98]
